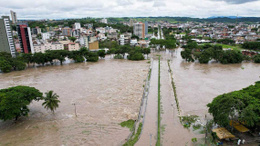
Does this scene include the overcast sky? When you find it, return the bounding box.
[0,0,260,19]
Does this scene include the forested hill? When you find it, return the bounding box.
[108,17,260,23]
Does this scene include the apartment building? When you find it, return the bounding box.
[34,42,64,53]
[133,22,145,39]
[10,10,17,24]
[0,16,16,57]
[17,23,34,53]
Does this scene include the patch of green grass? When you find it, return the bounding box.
[147,61,151,64]
[216,44,243,51]
[167,60,180,115]
[181,115,199,128]
[82,130,91,135]
[120,119,135,132]
[191,138,198,143]
[193,124,202,131]
[148,68,152,81]
[123,123,143,146]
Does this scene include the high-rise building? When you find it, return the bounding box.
[74,22,81,30]
[32,27,41,35]
[17,23,34,53]
[62,27,72,36]
[145,21,148,35]
[0,16,16,57]
[129,19,133,27]
[10,10,17,24]
[133,22,145,39]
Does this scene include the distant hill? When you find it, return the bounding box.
[208,16,243,19]
[108,17,260,23]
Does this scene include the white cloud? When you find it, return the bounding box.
[0,0,259,19]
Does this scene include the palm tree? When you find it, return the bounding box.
[42,91,60,114]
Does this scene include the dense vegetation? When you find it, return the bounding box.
[106,44,150,61]
[0,86,60,121]
[216,38,235,45]
[207,81,260,128]
[181,42,247,64]
[0,52,26,73]
[242,42,260,51]
[0,48,100,73]
[150,39,176,49]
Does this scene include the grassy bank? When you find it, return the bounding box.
[123,123,143,146]
[120,119,135,132]
[167,60,180,115]
[156,56,161,146]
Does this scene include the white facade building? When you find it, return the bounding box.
[119,35,125,45]
[101,18,107,24]
[74,22,81,30]
[42,32,51,41]
[33,42,64,53]
[130,39,138,46]
[10,10,17,24]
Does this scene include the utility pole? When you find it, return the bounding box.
[72,102,77,117]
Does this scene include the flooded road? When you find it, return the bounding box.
[136,60,158,146]
[169,48,260,119]
[160,60,196,146]
[0,57,149,146]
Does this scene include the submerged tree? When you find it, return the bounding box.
[0,86,43,121]
[42,91,60,114]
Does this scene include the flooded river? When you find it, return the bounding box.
[0,48,259,146]
[166,48,260,119]
[0,57,149,146]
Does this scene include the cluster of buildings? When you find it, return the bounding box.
[2,12,259,57]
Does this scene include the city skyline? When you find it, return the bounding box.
[0,0,260,19]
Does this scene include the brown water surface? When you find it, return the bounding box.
[0,57,149,146]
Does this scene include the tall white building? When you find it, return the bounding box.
[74,22,81,30]
[10,10,17,24]
[0,16,16,57]
[101,18,107,24]
[41,32,51,41]
[119,35,125,46]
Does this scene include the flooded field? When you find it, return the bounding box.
[0,57,149,146]
[167,48,260,119]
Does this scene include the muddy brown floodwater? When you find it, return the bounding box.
[0,56,149,146]
[167,48,260,119]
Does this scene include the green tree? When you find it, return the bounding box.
[21,53,33,66]
[181,49,194,62]
[253,54,260,63]
[207,82,260,128]
[42,91,60,114]
[11,57,26,71]
[69,37,77,42]
[0,86,43,121]
[0,59,12,73]
[97,50,106,58]
[142,48,151,58]
[33,52,46,66]
[85,52,99,62]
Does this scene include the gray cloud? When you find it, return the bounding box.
[153,1,166,7]
[0,0,259,19]
[211,0,259,4]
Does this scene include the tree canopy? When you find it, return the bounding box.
[207,81,260,128]
[0,86,43,121]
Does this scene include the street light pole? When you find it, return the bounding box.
[72,103,77,117]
